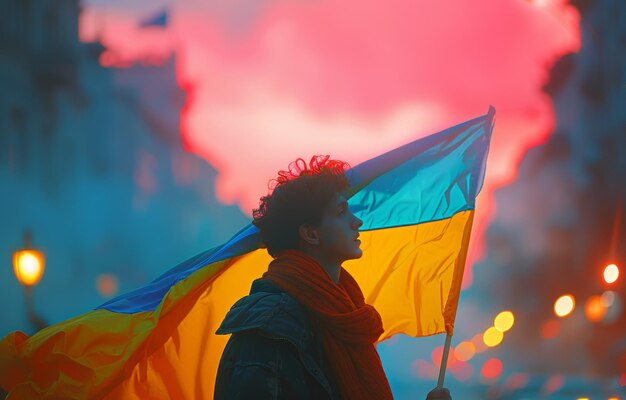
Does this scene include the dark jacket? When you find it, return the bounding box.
[214,279,340,400]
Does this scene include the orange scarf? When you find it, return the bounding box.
[262,250,393,400]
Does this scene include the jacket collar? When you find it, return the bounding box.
[215,279,311,349]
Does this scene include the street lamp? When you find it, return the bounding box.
[12,231,47,331]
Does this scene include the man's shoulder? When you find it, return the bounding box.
[215,279,311,344]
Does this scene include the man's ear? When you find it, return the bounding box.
[299,224,320,246]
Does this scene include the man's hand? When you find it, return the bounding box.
[426,387,451,400]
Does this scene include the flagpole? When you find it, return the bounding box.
[435,194,481,390]
[436,333,453,388]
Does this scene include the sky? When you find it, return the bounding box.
[79,0,580,286]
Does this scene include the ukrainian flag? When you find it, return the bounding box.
[0,107,494,399]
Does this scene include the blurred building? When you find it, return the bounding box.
[475,0,625,382]
[0,0,248,335]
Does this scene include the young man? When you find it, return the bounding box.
[214,156,451,400]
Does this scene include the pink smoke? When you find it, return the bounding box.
[80,0,580,286]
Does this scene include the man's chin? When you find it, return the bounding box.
[339,249,363,263]
[350,249,363,259]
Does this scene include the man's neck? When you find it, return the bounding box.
[302,250,341,283]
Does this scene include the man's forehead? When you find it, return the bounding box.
[330,193,348,207]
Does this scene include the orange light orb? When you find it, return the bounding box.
[541,319,560,339]
[554,294,575,317]
[604,263,619,284]
[454,341,476,362]
[584,295,606,322]
[96,273,119,297]
[13,249,45,286]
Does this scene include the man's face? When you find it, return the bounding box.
[316,193,363,264]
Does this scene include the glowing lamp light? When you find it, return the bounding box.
[13,249,45,286]
[604,263,619,284]
[483,327,504,347]
[494,310,515,332]
[554,294,575,317]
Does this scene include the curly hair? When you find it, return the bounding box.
[253,155,350,258]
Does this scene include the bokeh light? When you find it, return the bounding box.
[620,373,626,387]
[528,0,551,7]
[481,358,503,380]
[431,346,444,365]
[483,327,504,347]
[411,359,438,380]
[494,310,515,332]
[449,360,473,381]
[431,345,457,367]
[541,319,560,339]
[504,373,529,391]
[96,273,120,297]
[602,291,616,307]
[541,374,565,396]
[604,263,620,284]
[471,332,488,353]
[584,295,606,322]
[454,341,476,362]
[554,294,575,317]
[602,291,624,324]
